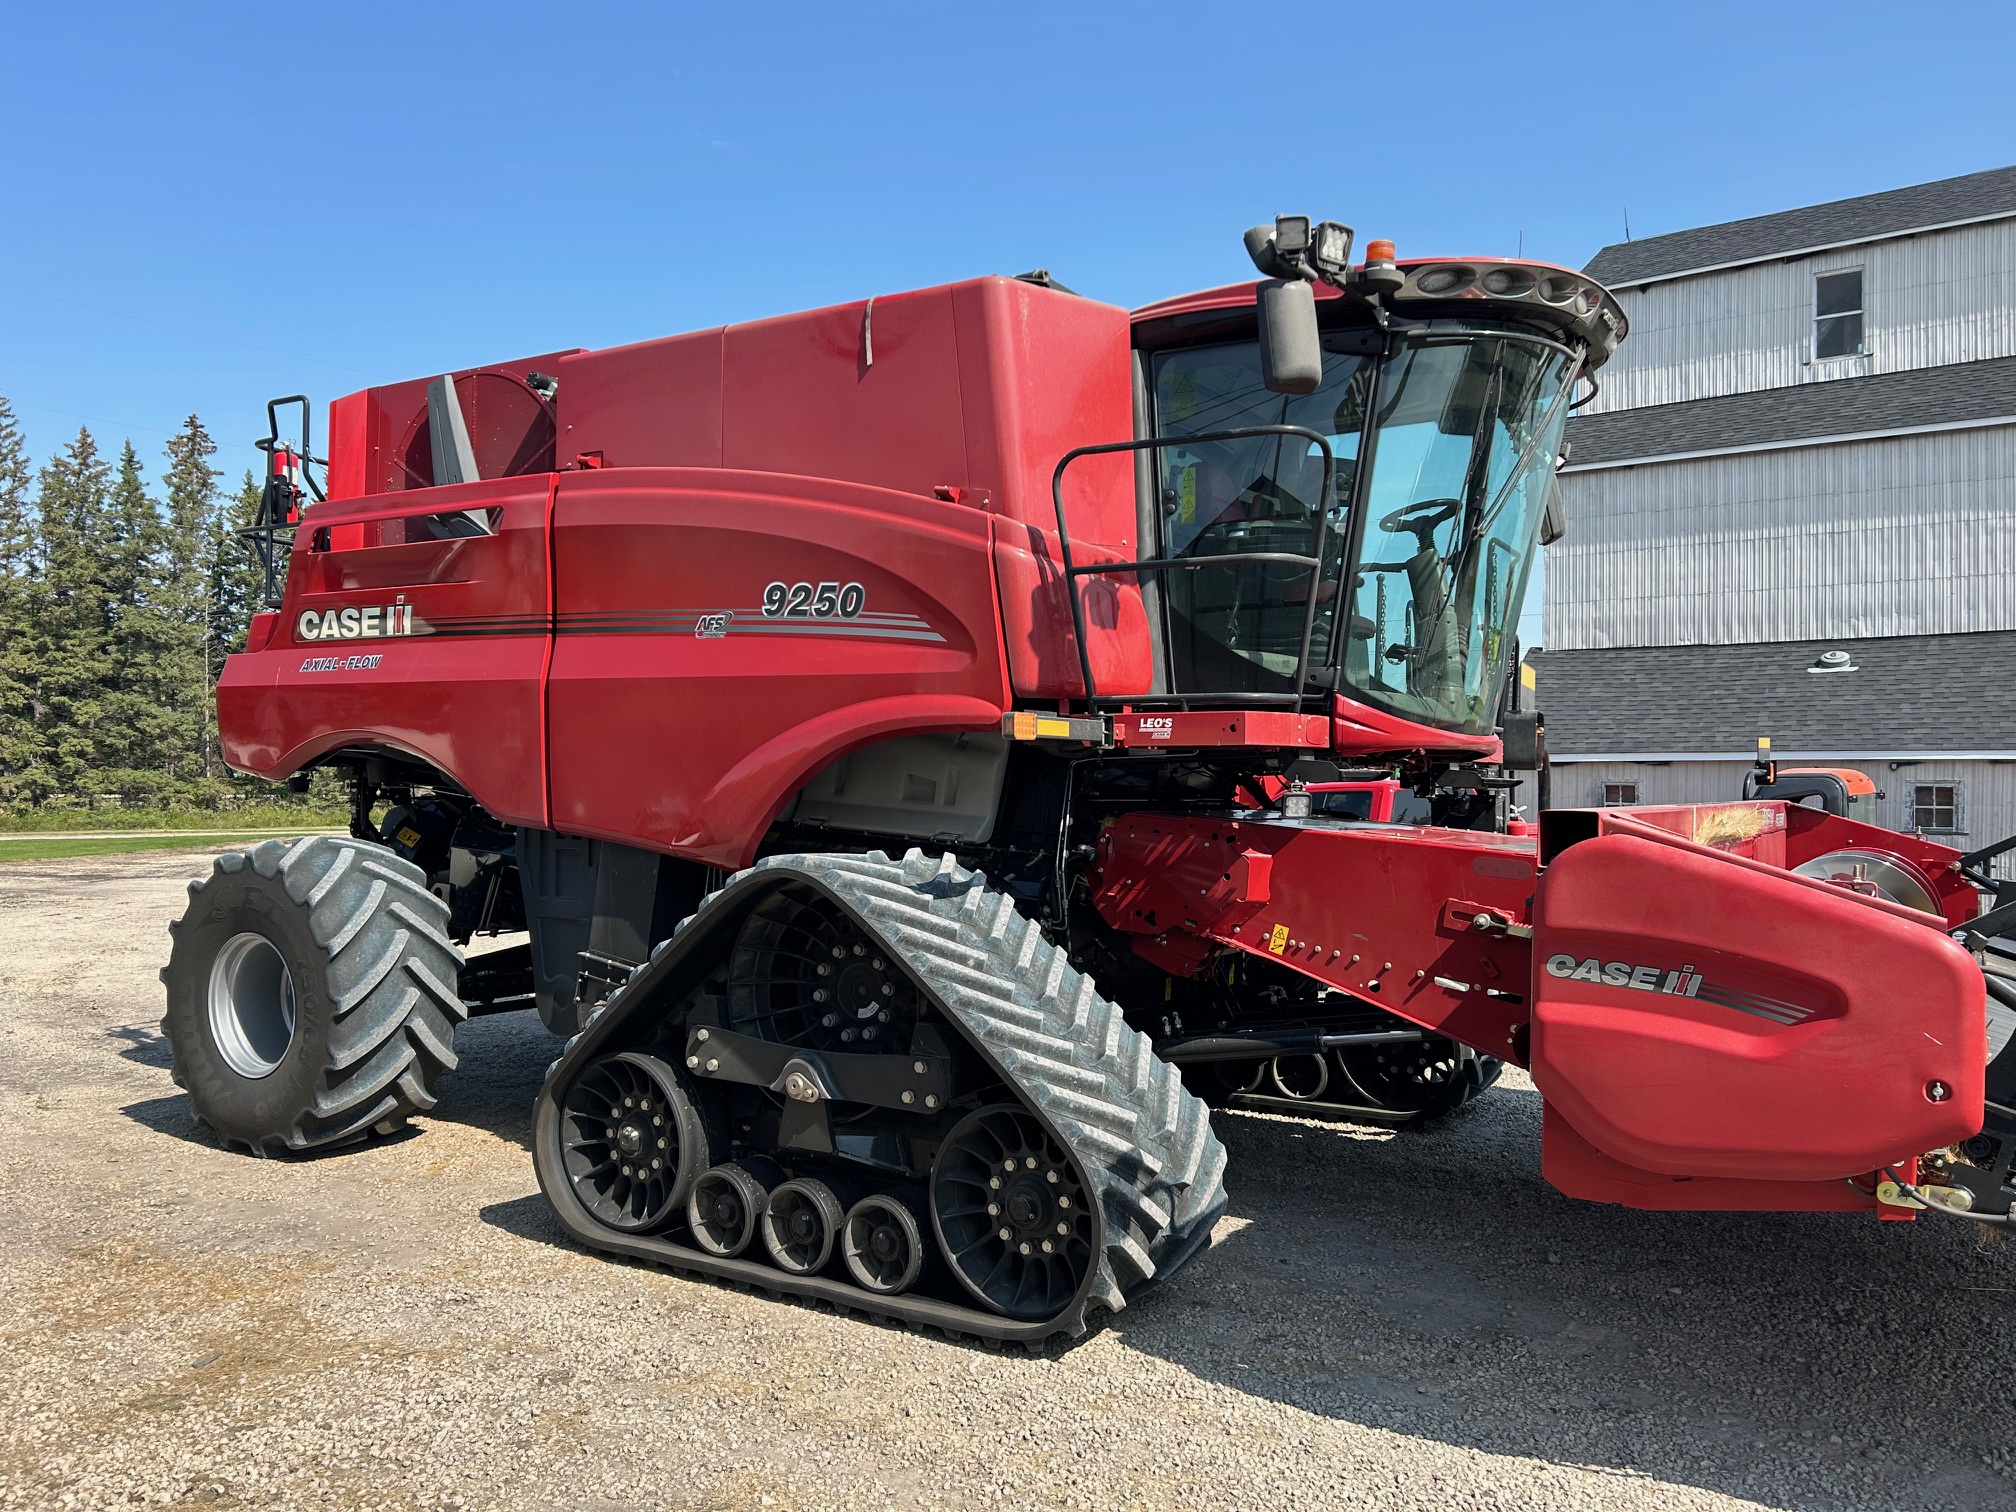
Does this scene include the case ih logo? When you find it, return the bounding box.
[1543,953,1820,1026]
[297,597,421,641]
[1139,717,1175,741]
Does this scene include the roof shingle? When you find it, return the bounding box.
[1585,165,2016,287]
[1528,631,2016,755]
[1563,355,2016,467]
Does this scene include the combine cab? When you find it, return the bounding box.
[159,219,2011,1341]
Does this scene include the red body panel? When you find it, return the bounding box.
[1530,821,1982,1183]
[544,469,1010,867]
[1092,815,1539,1057]
[219,476,556,826]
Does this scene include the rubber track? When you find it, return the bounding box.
[563,849,1229,1338]
[164,836,467,1154]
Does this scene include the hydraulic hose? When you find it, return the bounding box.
[1843,1166,2016,1227]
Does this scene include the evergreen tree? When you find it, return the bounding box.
[0,397,31,580]
[96,443,175,787]
[28,427,115,797]
[160,416,220,781]
[210,468,267,666]
[0,398,39,801]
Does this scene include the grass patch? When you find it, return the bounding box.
[0,805,347,835]
[0,833,333,864]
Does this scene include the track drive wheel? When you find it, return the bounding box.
[1331,1037,1501,1129]
[159,837,466,1155]
[932,1104,1096,1321]
[557,1053,710,1232]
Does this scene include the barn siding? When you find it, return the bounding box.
[1588,219,2016,413]
[1546,426,2016,650]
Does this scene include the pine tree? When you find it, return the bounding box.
[0,397,39,804]
[29,427,115,799]
[160,416,220,782]
[95,443,175,790]
[210,468,267,664]
[0,397,31,580]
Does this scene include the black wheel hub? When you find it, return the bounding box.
[931,1104,1094,1320]
[728,888,915,1051]
[558,1053,698,1233]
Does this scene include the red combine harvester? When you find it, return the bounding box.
[162,219,2016,1341]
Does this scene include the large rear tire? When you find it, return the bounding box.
[160,836,467,1155]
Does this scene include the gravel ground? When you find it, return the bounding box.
[4,850,2016,1512]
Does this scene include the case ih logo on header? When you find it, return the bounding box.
[297,597,424,641]
[1544,953,1820,1027]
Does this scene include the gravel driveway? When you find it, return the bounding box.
[3,849,2014,1511]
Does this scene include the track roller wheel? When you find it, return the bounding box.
[1269,1053,1330,1101]
[687,1162,775,1257]
[761,1178,845,1275]
[558,1052,708,1232]
[1332,1037,1501,1129]
[931,1104,1094,1321]
[842,1194,926,1295]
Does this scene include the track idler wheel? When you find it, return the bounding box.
[931,1104,1095,1321]
[1332,1037,1501,1129]
[842,1194,926,1295]
[761,1177,846,1275]
[687,1161,777,1257]
[558,1052,709,1232]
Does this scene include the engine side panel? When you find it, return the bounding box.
[544,469,1012,868]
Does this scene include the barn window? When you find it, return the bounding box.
[1603,782,1639,806]
[1814,269,1865,359]
[1912,783,1961,833]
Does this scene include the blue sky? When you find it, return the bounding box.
[3,2,2012,645]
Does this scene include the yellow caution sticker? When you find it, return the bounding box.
[1267,924,1290,955]
[1171,370,1195,421]
[1179,466,1197,526]
[395,826,422,848]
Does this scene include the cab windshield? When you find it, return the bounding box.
[1148,325,1576,733]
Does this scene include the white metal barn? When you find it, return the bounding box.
[1532,165,2016,865]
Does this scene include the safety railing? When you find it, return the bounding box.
[1049,425,1334,709]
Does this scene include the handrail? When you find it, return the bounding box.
[1050,425,1335,707]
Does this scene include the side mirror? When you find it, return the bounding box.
[1501,709,1547,770]
[1539,477,1567,545]
[1256,277,1323,395]
[1245,216,1327,396]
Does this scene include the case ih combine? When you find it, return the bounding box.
[162,219,2016,1341]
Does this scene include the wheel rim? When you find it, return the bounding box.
[688,1164,767,1256]
[761,1178,842,1275]
[559,1053,697,1232]
[727,887,916,1051]
[1333,1039,1465,1113]
[842,1195,924,1295]
[931,1105,1094,1320]
[207,932,297,1079]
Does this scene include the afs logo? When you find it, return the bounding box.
[694,611,733,639]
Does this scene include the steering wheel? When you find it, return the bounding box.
[1378,497,1461,549]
